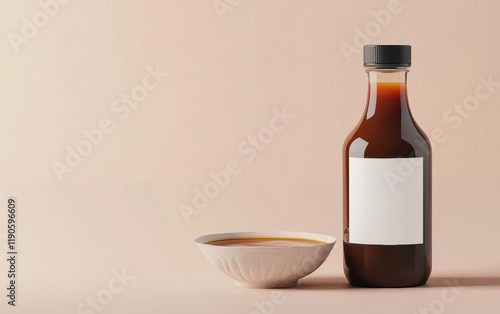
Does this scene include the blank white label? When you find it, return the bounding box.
[349,157,423,245]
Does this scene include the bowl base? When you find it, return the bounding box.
[234,280,299,289]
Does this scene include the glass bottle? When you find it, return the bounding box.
[343,45,432,287]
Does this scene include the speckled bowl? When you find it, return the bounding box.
[195,231,336,288]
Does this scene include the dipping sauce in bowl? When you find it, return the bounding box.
[207,237,326,247]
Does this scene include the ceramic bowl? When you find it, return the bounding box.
[195,231,336,288]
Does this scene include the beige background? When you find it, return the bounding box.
[0,0,499,313]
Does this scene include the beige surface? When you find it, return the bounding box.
[0,0,499,313]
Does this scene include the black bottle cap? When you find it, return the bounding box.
[363,45,411,68]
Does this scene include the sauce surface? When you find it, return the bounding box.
[206,237,326,247]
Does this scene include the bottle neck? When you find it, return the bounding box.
[364,68,410,121]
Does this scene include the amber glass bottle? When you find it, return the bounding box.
[343,45,431,287]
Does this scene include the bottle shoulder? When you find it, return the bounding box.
[344,122,431,158]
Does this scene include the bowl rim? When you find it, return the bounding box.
[194,231,337,248]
